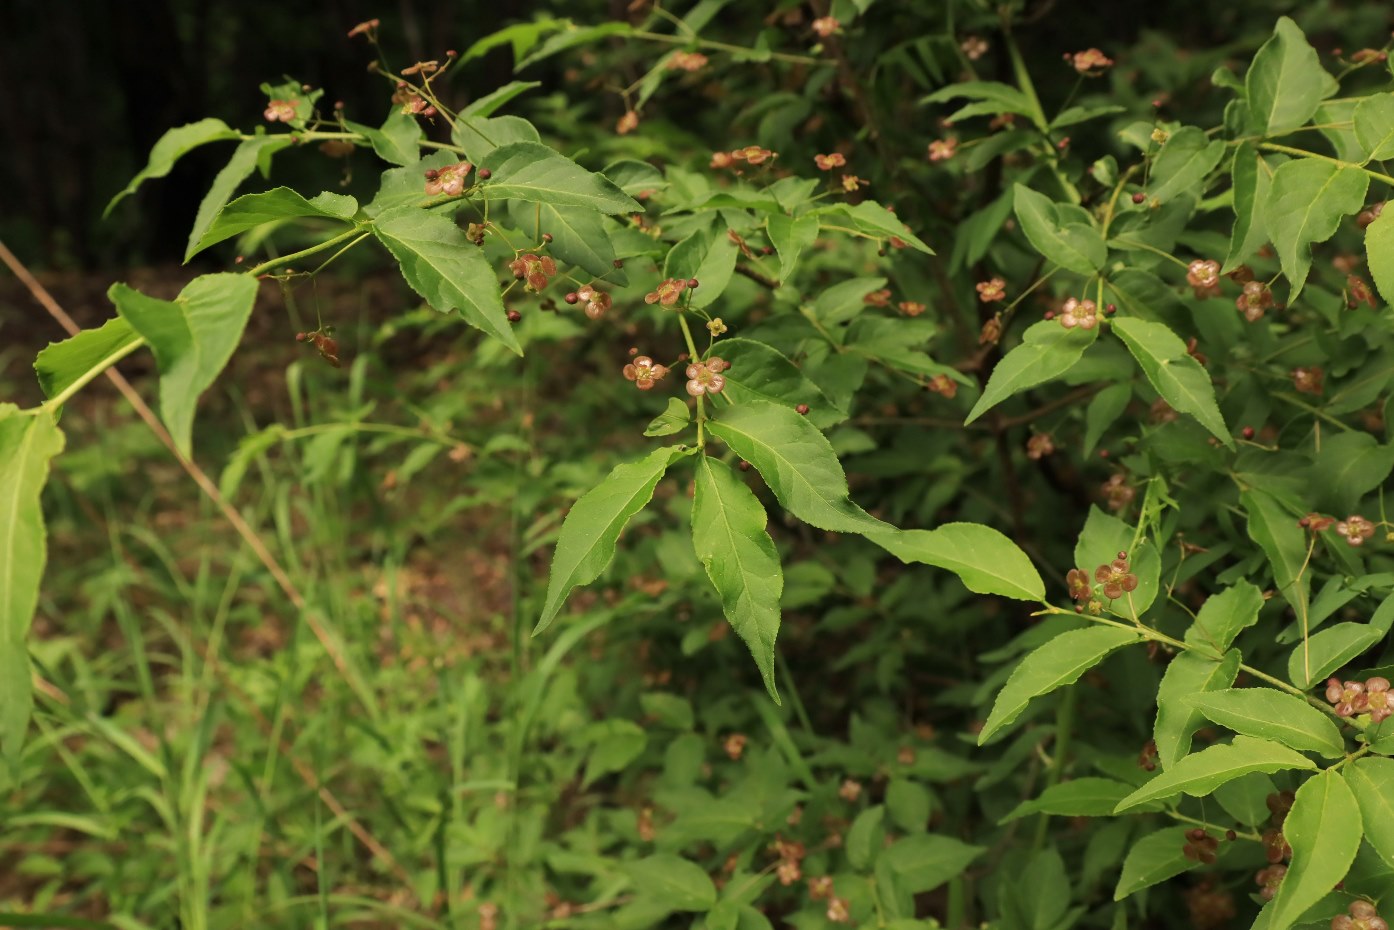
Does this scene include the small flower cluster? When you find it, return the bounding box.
[1186,259,1221,298]
[1026,433,1054,460]
[1326,675,1392,723]
[623,356,669,391]
[1181,828,1219,864]
[1332,900,1388,930]
[811,16,839,37]
[424,161,472,197]
[644,278,689,306]
[686,357,728,397]
[568,285,612,320]
[1057,297,1098,330]
[1094,551,1139,599]
[711,145,778,170]
[508,253,556,291]
[926,374,957,398]
[1103,473,1134,511]
[771,835,805,886]
[723,732,747,760]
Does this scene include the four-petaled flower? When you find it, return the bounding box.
[1292,366,1324,396]
[400,96,430,115]
[731,145,776,165]
[616,110,640,135]
[347,18,380,38]
[863,288,891,307]
[576,285,612,320]
[710,150,735,169]
[812,16,839,37]
[1336,514,1375,546]
[1071,48,1114,75]
[1326,678,1369,717]
[645,277,688,306]
[1066,568,1092,601]
[898,301,926,317]
[667,51,709,71]
[623,356,669,391]
[976,277,1007,303]
[814,152,847,171]
[840,174,867,192]
[401,60,439,76]
[707,317,728,336]
[1058,297,1098,330]
[1348,275,1377,308]
[425,161,473,197]
[508,253,557,291]
[838,779,862,802]
[1366,678,1392,724]
[928,138,959,162]
[927,374,957,398]
[685,357,728,396]
[1186,259,1221,298]
[961,36,989,60]
[1299,513,1336,533]
[1332,899,1389,930]
[827,897,851,924]
[1094,553,1138,600]
[1027,433,1055,460]
[808,876,835,901]
[1236,280,1274,321]
[264,99,297,122]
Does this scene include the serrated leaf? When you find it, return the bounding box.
[1264,159,1368,301]
[506,200,625,283]
[1114,736,1317,812]
[1154,650,1242,768]
[1246,17,1335,136]
[643,398,690,437]
[0,407,65,765]
[870,523,1045,602]
[1148,127,1225,205]
[187,187,358,257]
[479,141,640,214]
[662,227,738,309]
[1354,93,1394,161]
[717,338,842,428]
[372,207,521,355]
[535,446,686,634]
[344,109,423,166]
[1224,143,1273,273]
[1000,778,1139,822]
[979,627,1142,744]
[830,201,934,254]
[625,853,717,911]
[1113,827,1198,900]
[875,834,984,895]
[451,114,541,164]
[1185,689,1345,756]
[1287,622,1384,690]
[707,401,888,535]
[1111,317,1231,445]
[691,456,783,702]
[1183,583,1265,654]
[105,118,239,216]
[109,274,259,458]
[1345,758,1394,869]
[1012,184,1106,275]
[185,136,293,261]
[766,213,819,281]
[1241,488,1309,621]
[966,321,1096,423]
[1367,208,1394,306]
[34,317,140,400]
[1308,431,1394,516]
[1074,507,1162,616]
[1269,769,1362,930]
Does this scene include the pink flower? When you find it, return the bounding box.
[264,100,297,123]
[685,357,727,396]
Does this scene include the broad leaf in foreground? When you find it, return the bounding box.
[967,321,1096,423]
[691,456,783,702]
[1111,317,1231,445]
[536,446,687,634]
[1184,689,1344,756]
[1153,649,1241,768]
[104,118,239,216]
[479,141,641,214]
[871,523,1045,602]
[1012,184,1106,275]
[1368,207,1394,306]
[1245,16,1335,137]
[189,187,358,257]
[185,136,294,261]
[1114,827,1201,900]
[1264,159,1368,300]
[1344,758,1394,870]
[1268,769,1362,930]
[716,338,842,428]
[34,317,141,400]
[1114,736,1316,811]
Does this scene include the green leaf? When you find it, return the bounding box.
[766,213,819,281]
[1148,127,1225,205]
[451,115,541,164]
[625,853,717,911]
[1345,758,1394,869]
[707,401,888,535]
[506,201,625,282]
[1012,184,1106,275]
[1367,207,1394,306]
[109,274,259,458]
[1354,93,1394,161]
[966,321,1096,423]
[819,200,933,254]
[846,806,886,870]
[104,118,239,216]
[1184,583,1265,654]
[1269,769,1362,930]
[1241,489,1309,621]
[535,446,686,634]
[372,207,521,355]
[885,779,931,831]
[0,407,65,765]
[1000,778,1139,822]
[1113,827,1199,900]
[1184,689,1345,756]
[979,627,1142,744]
[185,136,293,262]
[644,398,690,437]
[1246,17,1335,136]
[1264,159,1368,300]
[717,339,842,428]
[1308,431,1394,516]
[363,151,458,217]
[515,21,635,71]
[691,456,784,703]
[1111,317,1231,445]
[1114,736,1317,812]
[479,141,641,214]
[34,317,140,400]
[582,719,647,787]
[460,81,542,118]
[1074,507,1162,616]
[810,277,888,326]
[922,81,1035,118]
[870,523,1045,602]
[1224,143,1273,273]
[343,109,423,166]
[662,227,738,309]
[1084,383,1130,455]
[1153,649,1242,768]
[1287,622,1384,690]
[875,834,985,895]
[187,187,358,257]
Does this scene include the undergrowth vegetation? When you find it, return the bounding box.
[3,2,1394,929]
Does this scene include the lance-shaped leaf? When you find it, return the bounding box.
[766,213,819,280]
[105,118,240,216]
[967,321,1096,423]
[979,626,1142,744]
[185,136,294,261]
[1001,778,1142,822]
[1148,127,1225,205]
[372,207,521,355]
[1012,184,1106,275]
[1264,159,1368,301]
[1287,622,1383,690]
[110,273,259,458]
[691,456,784,702]
[706,401,888,535]
[1153,649,1241,768]
[716,338,843,428]
[1345,758,1394,869]
[1224,143,1272,273]
[625,854,717,912]
[536,446,687,634]
[34,317,141,400]
[1184,689,1345,757]
[1183,583,1264,653]
[643,398,690,437]
[1368,207,1394,306]
[0,406,65,765]
[1269,769,1362,930]
[1114,736,1317,812]
[815,200,934,254]
[1241,489,1309,622]
[1114,827,1202,900]
[479,141,641,214]
[189,188,359,257]
[1111,317,1231,445]
[1246,17,1336,137]
[506,200,626,283]
[870,523,1045,602]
